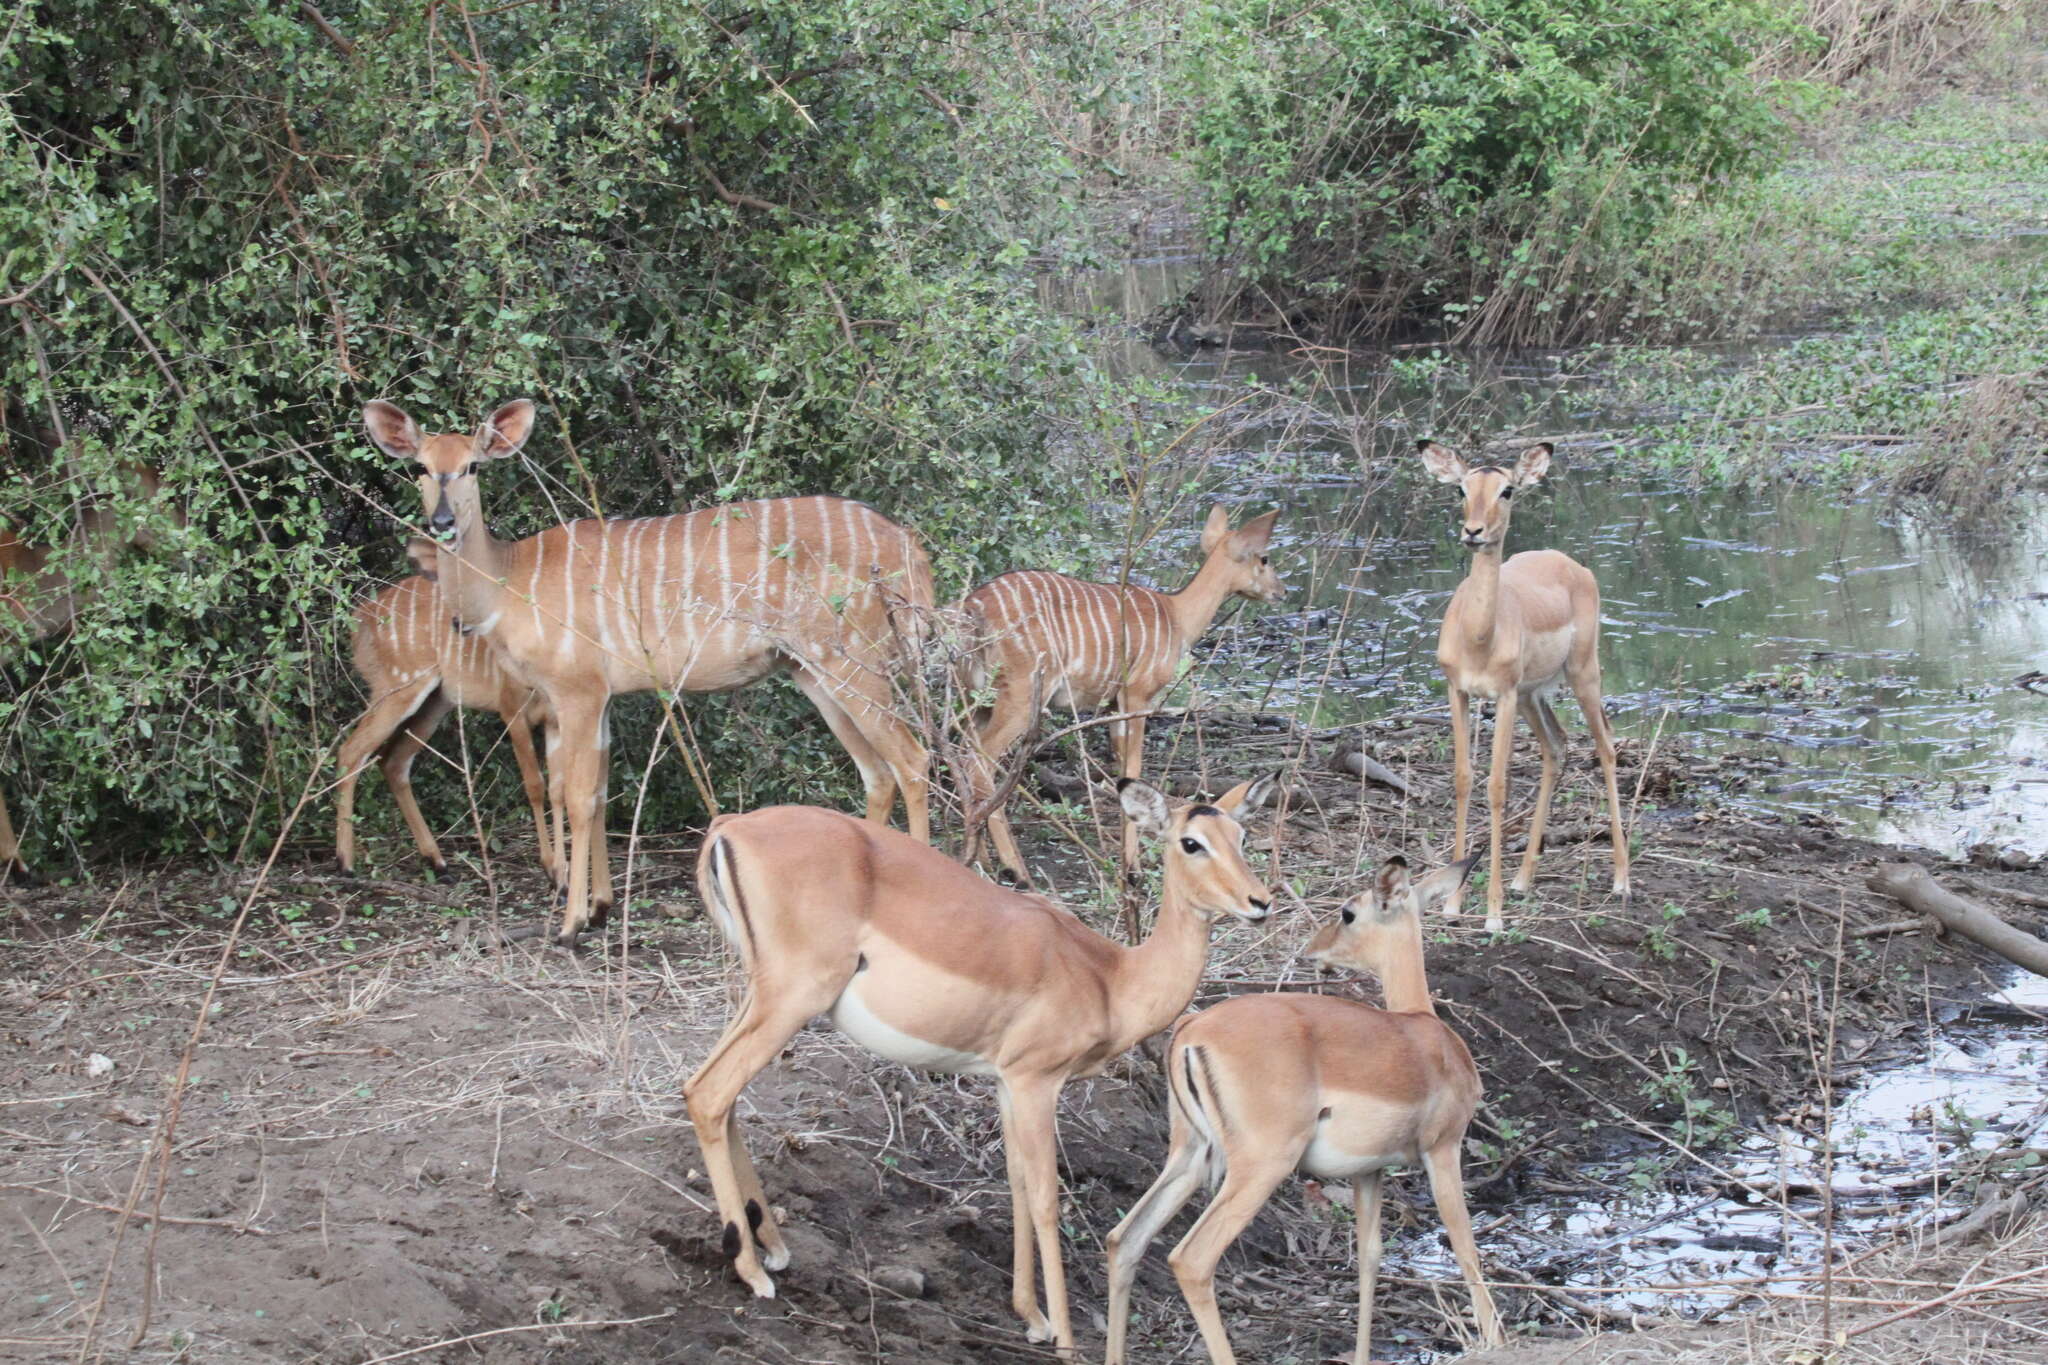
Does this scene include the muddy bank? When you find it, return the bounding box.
[2,716,2044,1362]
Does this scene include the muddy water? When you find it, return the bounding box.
[1046,247,2048,1352]
[1047,255,2048,861]
[1380,968,2048,1338]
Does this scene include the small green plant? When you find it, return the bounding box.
[1639,1046,1740,1148]
[537,1296,569,1325]
[1735,906,1774,934]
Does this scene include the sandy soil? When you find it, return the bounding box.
[3,714,2043,1363]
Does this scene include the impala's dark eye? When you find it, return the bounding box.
[1180,837,1204,856]
[1499,486,1513,500]
[1341,907,1357,924]
[1258,554,1269,565]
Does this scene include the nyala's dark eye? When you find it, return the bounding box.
[1180,837,1203,856]
[1341,907,1357,924]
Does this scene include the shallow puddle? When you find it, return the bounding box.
[1048,249,2048,860]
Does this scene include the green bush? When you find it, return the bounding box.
[1176,0,1803,343]
[0,0,1102,866]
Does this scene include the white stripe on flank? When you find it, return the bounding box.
[557,526,578,661]
[529,525,547,634]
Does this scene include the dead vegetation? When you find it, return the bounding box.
[3,712,2044,1362]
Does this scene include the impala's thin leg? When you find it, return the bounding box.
[725,1110,790,1271]
[1004,1076,1075,1352]
[1166,1152,1297,1365]
[1447,686,1473,859]
[334,681,438,875]
[1352,1170,1385,1365]
[1573,670,1631,898]
[682,982,838,1299]
[1105,1127,1208,1365]
[1483,689,1520,932]
[1514,696,1565,895]
[995,1082,1051,1343]
[1422,1140,1503,1347]
[381,690,457,875]
[552,693,609,943]
[505,697,558,888]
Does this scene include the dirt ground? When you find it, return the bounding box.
[3,712,2044,1363]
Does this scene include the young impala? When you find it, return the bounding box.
[334,540,560,887]
[363,399,935,943]
[1106,855,1504,1365]
[960,505,1283,883]
[0,465,185,881]
[683,772,1277,1355]
[1421,440,1629,931]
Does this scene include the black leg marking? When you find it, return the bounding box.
[746,1199,764,1231]
[721,1221,742,1258]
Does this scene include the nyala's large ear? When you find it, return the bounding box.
[473,399,536,461]
[364,401,424,460]
[1118,778,1172,839]
[1512,442,1554,488]
[1199,504,1232,556]
[1417,440,1466,485]
[1215,769,1280,820]
[1412,855,1479,913]
[1229,509,1280,560]
[404,537,440,582]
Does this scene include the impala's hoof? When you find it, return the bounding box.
[587,900,614,930]
[4,860,43,887]
[333,859,356,879]
[762,1243,791,1272]
[1024,1315,1054,1345]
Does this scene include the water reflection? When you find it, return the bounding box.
[1052,262,2048,856]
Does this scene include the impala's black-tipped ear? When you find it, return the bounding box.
[1417,440,1466,485]
[1118,778,1171,839]
[1513,442,1554,487]
[1413,855,1479,912]
[364,401,423,460]
[1374,856,1413,912]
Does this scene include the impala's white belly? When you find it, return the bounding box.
[1299,1097,1420,1180]
[829,978,995,1077]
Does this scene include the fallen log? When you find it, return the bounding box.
[1867,863,2048,979]
[1329,743,1412,796]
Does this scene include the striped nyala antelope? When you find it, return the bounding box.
[363,399,936,944]
[959,505,1284,884]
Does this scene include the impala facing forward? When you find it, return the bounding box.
[683,772,1276,1353]
[1422,440,1629,929]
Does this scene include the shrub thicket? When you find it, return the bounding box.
[0,1,1101,865]
[1174,0,1804,344]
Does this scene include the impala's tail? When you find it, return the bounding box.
[697,819,760,970]
[1167,1032,1230,1190]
